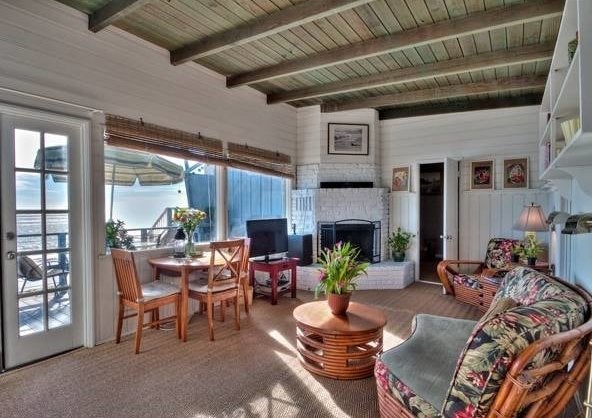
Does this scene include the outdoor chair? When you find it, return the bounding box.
[437,237,518,310]
[111,248,181,354]
[187,239,244,341]
[375,267,592,418]
[17,255,68,295]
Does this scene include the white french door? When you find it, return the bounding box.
[442,158,459,260]
[1,111,86,368]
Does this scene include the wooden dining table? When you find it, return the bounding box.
[148,253,224,342]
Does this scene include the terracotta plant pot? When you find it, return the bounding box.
[327,292,351,315]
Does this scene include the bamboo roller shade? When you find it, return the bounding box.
[104,114,293,178]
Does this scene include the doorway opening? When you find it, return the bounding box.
[419,163,444,282]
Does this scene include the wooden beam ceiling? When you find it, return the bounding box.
[227,0,564,88]
[378,94,544,120]
[267,43,554,104]
[88,0,152,32]
[170,0,374,65]
[321,76,547,112]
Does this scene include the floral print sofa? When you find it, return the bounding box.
[375,267,592,418]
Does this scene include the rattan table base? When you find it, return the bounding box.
[293,301,387,380]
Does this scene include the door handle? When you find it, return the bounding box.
[440,235,453,240]
[6,251,15,260]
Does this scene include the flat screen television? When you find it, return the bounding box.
[246,218,288,261]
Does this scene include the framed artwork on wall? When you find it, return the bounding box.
[391,166,410,192]
[327,123,369,155]
[470,160,494,190]
[503,158,528,189]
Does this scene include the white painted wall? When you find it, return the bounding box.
[0,0,297,344]
[381,106,550,274]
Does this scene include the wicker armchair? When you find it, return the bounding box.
[437,238,517,310]
[375,267,592,418]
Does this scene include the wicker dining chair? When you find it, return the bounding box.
[111,248,181,354]
[187,239,245,341]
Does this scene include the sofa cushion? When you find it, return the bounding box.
[484,238,517,269]
[443,267,588,418]
[376,315,477,418]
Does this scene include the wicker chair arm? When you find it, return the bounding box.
[436,260,485,295]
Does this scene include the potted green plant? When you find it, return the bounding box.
[315,241,369,315]
[511,242,524,263]
[523,235,542,266]
[105,219,135,250]
[387,227,415,262]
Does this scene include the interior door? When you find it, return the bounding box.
[442,158,459,259]
[1,113,84,368]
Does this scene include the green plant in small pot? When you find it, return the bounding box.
[106,219,135,250]
[511,242,524,263]
[387,227,415,262]
[315,241,369,315]
[523,235,542,266]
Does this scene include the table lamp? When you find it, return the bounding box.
[513,202,548,238]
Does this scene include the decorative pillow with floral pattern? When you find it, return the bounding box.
[484,238,518,269]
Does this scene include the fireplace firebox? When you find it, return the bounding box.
[318,219,381,263]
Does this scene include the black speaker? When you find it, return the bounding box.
[288,234,313,266]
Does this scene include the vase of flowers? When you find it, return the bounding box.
[387,227,415,262]
[315,241,369,315]
[173,207,207,257]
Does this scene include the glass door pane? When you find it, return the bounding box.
[14,129,72,336]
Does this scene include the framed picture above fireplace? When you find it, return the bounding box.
[328,123,369,155]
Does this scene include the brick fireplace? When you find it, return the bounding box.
[291,162,389,262]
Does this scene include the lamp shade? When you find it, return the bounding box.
[513,203,548,232]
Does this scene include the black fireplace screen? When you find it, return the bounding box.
[318,219,381,263]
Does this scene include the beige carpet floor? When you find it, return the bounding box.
[0,284,483,418]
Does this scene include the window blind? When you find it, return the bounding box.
[227,142,294,178]
[104,114,226,165]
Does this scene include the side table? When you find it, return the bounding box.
[293,301,387,380]
[249,258,297,305]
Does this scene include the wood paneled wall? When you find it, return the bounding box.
[382,106,550,275]
[0,0,297,345]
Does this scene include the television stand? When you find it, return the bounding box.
[249,258,297,305]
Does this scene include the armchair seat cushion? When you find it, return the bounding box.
[376,315,477,417]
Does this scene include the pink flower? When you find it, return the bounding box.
[467,371,487,389]
[454,404,476,418]
[319,272,326,282]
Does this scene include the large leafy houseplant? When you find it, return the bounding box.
[523,235,542,266]
[315,242,369,315]
[387,227,415,261]
[106,219,135,250]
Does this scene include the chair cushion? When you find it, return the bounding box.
[141,281,179,301]
[376,315,477,418]
[484,238,517,269]
[188,278,238,293]
[443,267,589,417]
[453,274,480,289]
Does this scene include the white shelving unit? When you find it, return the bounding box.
[538,0,592,197]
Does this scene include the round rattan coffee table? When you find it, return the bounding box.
[293,301,387,380]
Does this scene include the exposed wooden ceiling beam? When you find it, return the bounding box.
[170,0,374,65]
[227,0,564,88]
[89,0,153,33]
[378,94,543,120]
[267,43,554,104]
[321,76,547,112]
